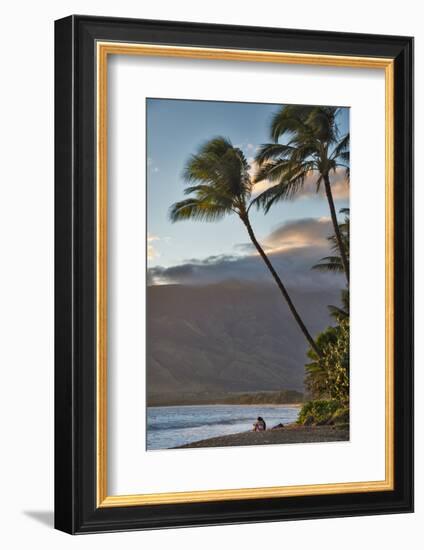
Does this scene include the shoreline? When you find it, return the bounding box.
[173,424,349,449]
[147,390,304,408]
[148,403,303,409]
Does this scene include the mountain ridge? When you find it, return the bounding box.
[147,280,342,397]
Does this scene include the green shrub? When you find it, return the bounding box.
[305,318,349,405]
[297,399,343,426]
[330,406,350,425]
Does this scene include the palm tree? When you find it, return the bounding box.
[253,105,350,285]
[313,208,349,274]
[313,208,349,321]
[169,136,322,357]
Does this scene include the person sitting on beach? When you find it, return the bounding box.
[253,416,266,432]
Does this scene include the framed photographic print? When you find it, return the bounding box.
[54,15,413,534]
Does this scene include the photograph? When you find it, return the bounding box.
[146,98,350,451]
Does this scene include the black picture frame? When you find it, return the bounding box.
[55,14,414,534]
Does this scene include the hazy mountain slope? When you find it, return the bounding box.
[147,281,342,396]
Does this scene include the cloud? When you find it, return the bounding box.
[251,176,274,197]
[264,217,333,252]
[148,218,343,290]
[235,142,259,155]
[299,168,349,200]
[147,157,160,174]
[234,217,332,255]
[147,234,160,260]
[250,166,349,201]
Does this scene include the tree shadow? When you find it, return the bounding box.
[23,510,54,528]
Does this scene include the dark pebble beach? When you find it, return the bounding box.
[174,424,349,449]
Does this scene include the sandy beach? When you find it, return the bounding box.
[174,424,349,449]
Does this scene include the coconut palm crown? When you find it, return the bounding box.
[170,136,322,357]
[253,105,350,284]
[169,137,253,223]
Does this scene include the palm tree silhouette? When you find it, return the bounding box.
[253,105,350,284]
[169,137,322,357]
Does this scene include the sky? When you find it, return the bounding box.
[146,98,349,290]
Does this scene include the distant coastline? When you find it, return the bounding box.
[147,389,304,408]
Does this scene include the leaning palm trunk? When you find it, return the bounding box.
[241,214,322,357]
[170,137,322,358]
[323,174,350,284]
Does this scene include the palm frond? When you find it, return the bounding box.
[169,198,230,223]
[330,133,350,160]
[253,159,292,184]
[270,105,316,142]
[330,133,350,183]
[328,288,349,320]
[253,165,313,212]
[200,136,234,157]
[328,304,349,320]
[312,256,344,273]
[305,107,338,143]
[313,208,350,272]
[255,143,295,164]
[271,105,339,145]
[171,136,252,224]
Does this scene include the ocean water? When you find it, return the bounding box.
[147,404,300,450]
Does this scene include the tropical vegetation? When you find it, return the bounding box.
[298,208,350,426]
[297,399,349,426]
